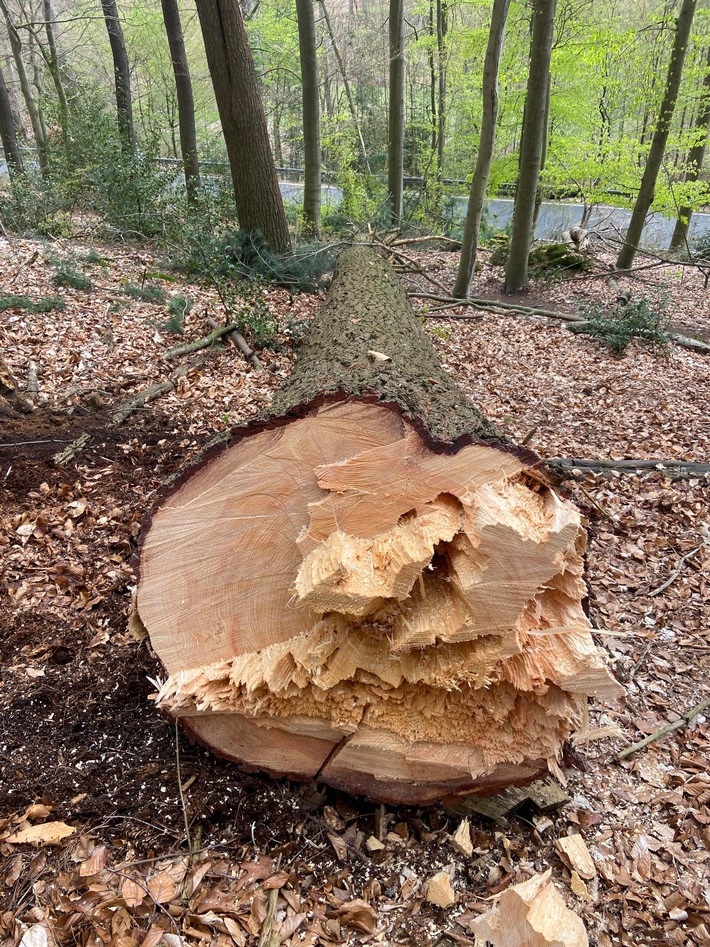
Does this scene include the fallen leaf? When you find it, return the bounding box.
[19,925,48,947]
[121,877,146,908]
[7,821,75,845]
[147,869,176,904]
[332,899,376,934]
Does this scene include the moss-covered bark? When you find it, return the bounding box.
[270,246,501,445]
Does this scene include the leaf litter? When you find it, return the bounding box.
[0,236,709,946]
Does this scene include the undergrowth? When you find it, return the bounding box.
[0,294,66,313]
[576,297,671,356]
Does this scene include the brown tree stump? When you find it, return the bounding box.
[136,246,621,805]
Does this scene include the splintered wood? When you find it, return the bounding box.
[137,399,622,803]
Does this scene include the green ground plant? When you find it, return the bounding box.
[575,297,671,357]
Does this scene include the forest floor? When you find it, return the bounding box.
[0,233,709,947]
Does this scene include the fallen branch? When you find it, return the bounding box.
[409,292,710,354]
[390,234,462,249]
[257,887,280,947]
[375,238,452,296]
[54,433,91,465]
[617,695,710,760]
[205,317,268,373]
[549,457,710,476]
[650,542,706,597]
[111,356,207,425]
[26,360,39,401]
[163,323,237,361]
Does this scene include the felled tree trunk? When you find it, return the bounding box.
[136,246,621,805]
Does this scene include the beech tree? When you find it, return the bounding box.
[388,0,405,225]
[505,0,557,292]
[295,0,321,234]
[670,43,710,252]
[160,0,200,202]
[196,0,291,252]
[453,0,511,300]
[0,0,48,174]
[617,0,697,270]
[0,61,23,177]
[100,0,136,152]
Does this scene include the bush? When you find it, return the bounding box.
[575,297,671,357]
[122,282,167,303]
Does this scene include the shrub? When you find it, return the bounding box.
[575,297,671,357]
[122,282,167,304]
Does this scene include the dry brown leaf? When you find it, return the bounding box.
[332,899,376,934]
[121,877,146,908]
[7,821,75,845]
[79,843,107,876]
[147,869,176,904]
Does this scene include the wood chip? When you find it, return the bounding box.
[555,834,597,880]
[426,870,456,908]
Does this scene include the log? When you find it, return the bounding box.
[136,246,622,805]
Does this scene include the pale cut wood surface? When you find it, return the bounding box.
[138,397,621,802]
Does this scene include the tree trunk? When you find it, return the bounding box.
[100,0,136,153]
[387,0,405,225]
[0,0,48,174]
[617,0,696,270]
[160,0,200,202]
[436,0,446,178]
[453,0,511,299]
[504,0,557,292]
[43,0,70,145]
[531,70,551,236]
[670,43,710,253]
[136,246,621,806]
[295,0,321,235]
[196,0,291,252]
[0,62,24,176]
[318,0,371,175]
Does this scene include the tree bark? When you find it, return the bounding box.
[0,62,24,177]
[436,0,446,178]
[387,0,405,225]
[100,0,136,153]
[295,0,321,235]
[453,0,511,299]
[670,43,710,252]
[43,0,70,145]
[160,0,200,202]
[136,246,621,805]
[504,0,557,292]
[617,0,697,270]
[196,0,291,252]
[0,0,48,174]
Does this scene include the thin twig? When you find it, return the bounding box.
[578,485,616,521]
[616,696,710,760]
[650,542,705,597]
[175,719,193,858]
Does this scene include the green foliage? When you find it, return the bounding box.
[52,262,92,290]
[0,294,66,313]
[576,297,671,357]
[160,295,192,334]
[122,282,167,303]
[223,283,279,351]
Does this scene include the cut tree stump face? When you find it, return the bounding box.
[137,398,622,804]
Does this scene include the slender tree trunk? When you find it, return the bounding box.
[196,0,291,251]
[295,0,321,235]
[43,0,70,145]
[531,71,551,236]
[436,0,446,178]
[319,0,370,174]
[504,0,557,292]
[428,0,437,155]
[617,0,697,270]
[388,0,405,225]
[100,0,136,153]
[160,0,200,202]
[670,44,710,252]
[0,0,48,174]
[0,62,24,176]
[453,0,511,299]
